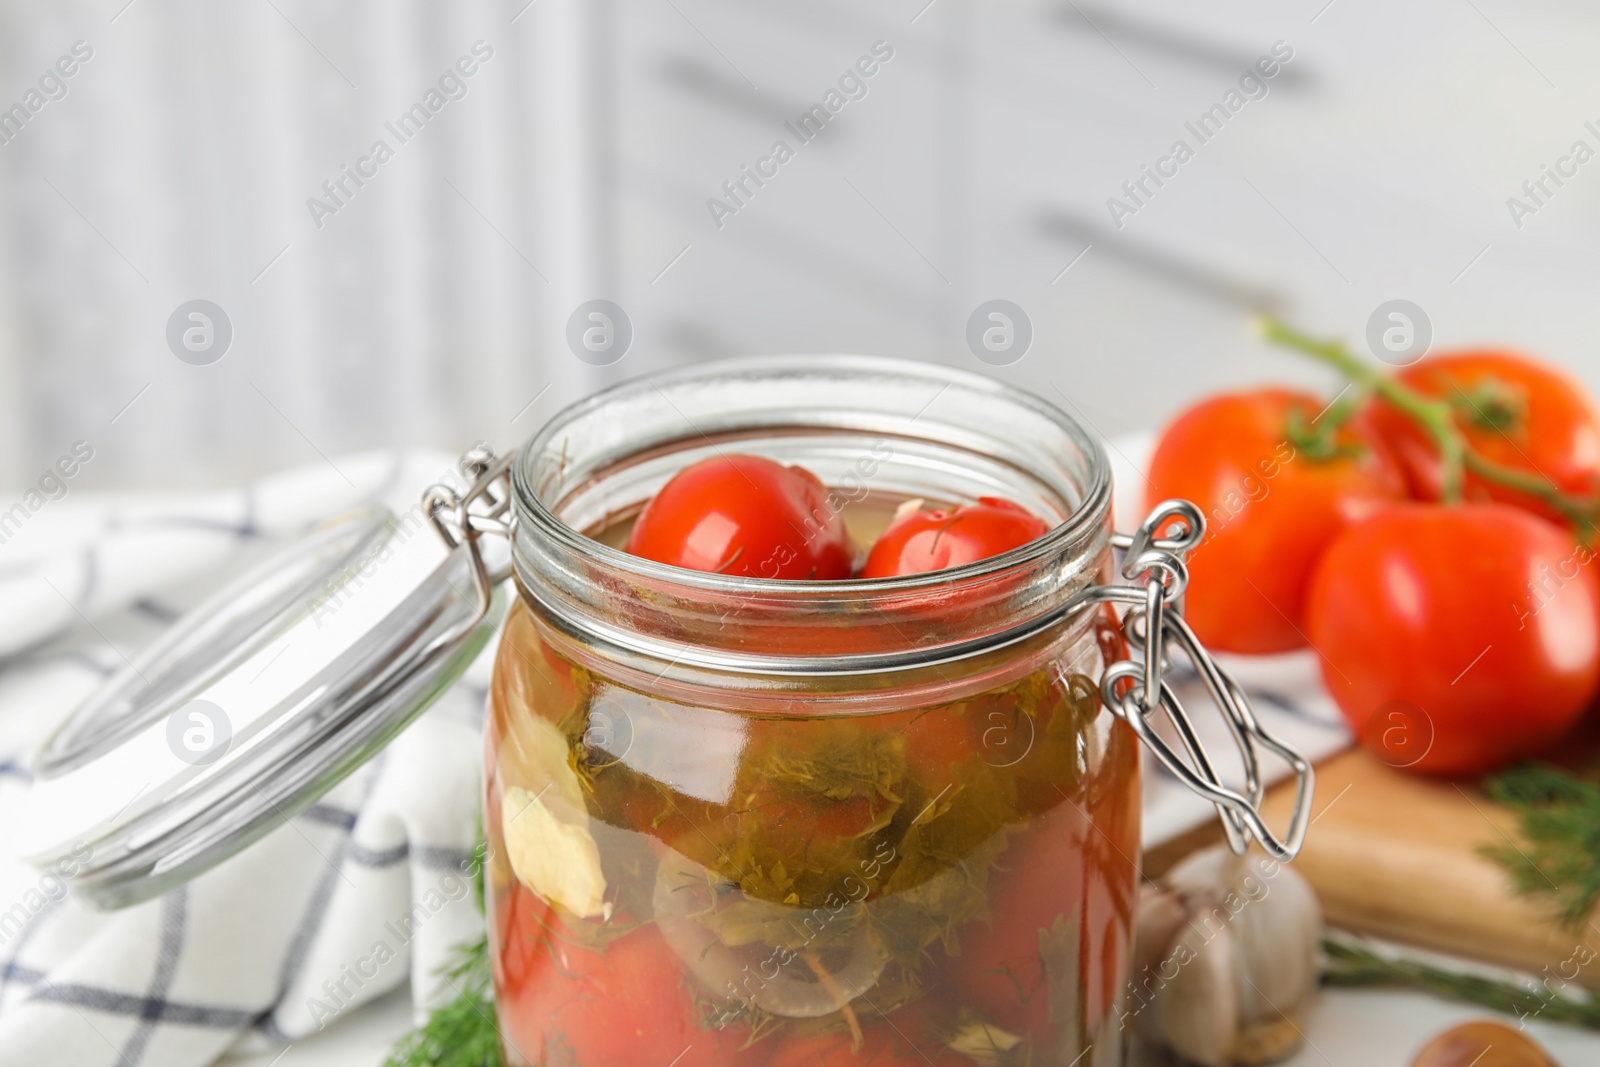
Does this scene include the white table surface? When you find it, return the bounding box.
[219,981,1600,1066]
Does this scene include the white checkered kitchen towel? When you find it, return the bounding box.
[0,435,1350,1067]
[0,449,494,1067]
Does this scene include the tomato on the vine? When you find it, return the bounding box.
[1305,503,1600,776]
[860,497,1048,578]
[626,454,854,579]
[1146,388,1405,654]
[494,884,767,1067]
[1367,350,1600,524]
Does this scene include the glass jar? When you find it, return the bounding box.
[485,358,1141,1067]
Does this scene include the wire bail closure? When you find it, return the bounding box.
[1099,499,1314,862]
[423,445,516,633]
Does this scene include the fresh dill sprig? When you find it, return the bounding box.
[382,935,503,1067]
[384,838,504,1067]
[1480,762,1600,928]
[1324,762,1600,1033]
[1322,937,1600,1030]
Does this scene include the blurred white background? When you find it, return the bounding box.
[1,0,1599,490]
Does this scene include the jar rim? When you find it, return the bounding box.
[512,354,1112,597]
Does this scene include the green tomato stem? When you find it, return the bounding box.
[1256,317,1600,540]
[1284,380,1370,461]
[1255,317,1465,502]
[1464,450,1597,536]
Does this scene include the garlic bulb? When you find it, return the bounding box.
[1129,845,1323,1066]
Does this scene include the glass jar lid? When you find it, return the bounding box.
[15,452,513,910]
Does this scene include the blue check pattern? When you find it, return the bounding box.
[0,451,489,1067]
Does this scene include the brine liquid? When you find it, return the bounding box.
[485,502,1140,1067]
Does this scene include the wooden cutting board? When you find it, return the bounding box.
[1238,749,1600,987]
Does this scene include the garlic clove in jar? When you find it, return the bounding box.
[947,1020,1024,1066]
[890,497,926,523]
[1131,845,1323,1066]
[501,784,608,919]
[496,704,611,919]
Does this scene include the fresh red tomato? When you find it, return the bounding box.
[767,1018,965,1067]
[1367,350,1600,524]
[1146,388,1405,654]
[626,454,854,579]
[860,497,1048,578]
[493,884,767,1067]
[1305,503,1600,776]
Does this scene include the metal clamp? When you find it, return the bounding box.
[1099,499,1314,862]
[423,445,516,632]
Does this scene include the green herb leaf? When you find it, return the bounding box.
[1334,763,1600,1036]
[383,837,503,1067]
[382,935,503,1067]
[1480,762,1600,928]
[1322,936,1600,1031]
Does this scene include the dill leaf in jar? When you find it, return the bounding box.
[717,718,908,909]
[872,831,1011,963]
